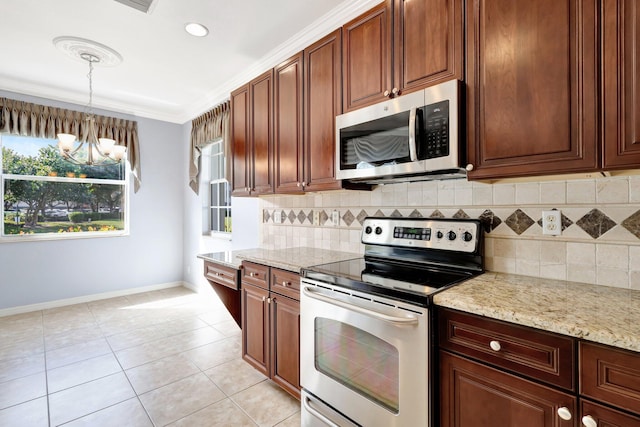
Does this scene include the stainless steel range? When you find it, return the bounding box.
[300,217,484,427]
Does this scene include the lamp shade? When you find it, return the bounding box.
[98,138,116,154]
[57,133,77,151]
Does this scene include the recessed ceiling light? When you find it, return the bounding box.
[185,23,209,37]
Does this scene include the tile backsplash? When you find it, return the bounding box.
[259,176,640,290]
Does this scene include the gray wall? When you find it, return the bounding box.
[0,90,185,309]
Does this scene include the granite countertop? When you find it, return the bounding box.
[433,272,640,353]
[198,247,361,273]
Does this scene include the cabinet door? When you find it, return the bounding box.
[270,294,301,400]
[394,0,463,95]
[342,1,392,112]
[249,70,274,195]
[580,400,640,427]
[303,29,343,192]
[440,351,577,427]
[241,283,270,376]
[274,53,304,194]
[602,0,640,169]
[466,0,598,180]
[231,85,250,196]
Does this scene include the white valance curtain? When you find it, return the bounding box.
[0,97,142,192]
[189,100,230,194]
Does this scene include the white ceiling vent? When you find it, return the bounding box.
[113,0,157,14]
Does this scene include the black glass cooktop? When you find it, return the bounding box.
[302,257,476,307]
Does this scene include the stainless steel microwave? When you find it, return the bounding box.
[335,79,465,184]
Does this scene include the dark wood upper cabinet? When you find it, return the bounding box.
[274,53,304,194]
[466,0,599,180]
[394,0,463,95]
[342,0,463,112]
[342,2,392,111]
[602,0,640,169]
[231,70,274,196]
[303,29,343,192]
[230,85,250,196]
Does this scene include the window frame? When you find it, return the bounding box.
[0,134,130,242]
[200,139,231,238]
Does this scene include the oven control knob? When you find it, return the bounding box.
[365,226,372,234]
[375,226,383,235]
[447,231,457,241]
[462,231,473,242]
[436,231,444,239]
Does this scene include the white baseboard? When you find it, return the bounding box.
[0,281,186,318]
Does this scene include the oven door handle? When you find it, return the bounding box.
[303,395,341,427]
[408,106,418,161]
[302,287,419,325]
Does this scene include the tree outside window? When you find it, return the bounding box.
[1,134,127,238]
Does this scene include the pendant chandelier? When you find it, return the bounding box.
[57,52,126,166]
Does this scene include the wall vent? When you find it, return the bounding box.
[113,0,157,13]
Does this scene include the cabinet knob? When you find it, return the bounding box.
[557,407,572,421]
[296,182,301,187]
[489,340,501,351]
[581,415,597,427]
[391,87,399,96]
[262,296,266,302]
[282,281,290,287]
[383,89,390,97]
[301,181,306,187]
[465,163,474,171]
[249,272,256,277]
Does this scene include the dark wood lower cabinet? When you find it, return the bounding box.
[270,294,300,399]
[580,400,640,427]
[440,351,576,427]
[241,283,269,377]
[241,263,301,400]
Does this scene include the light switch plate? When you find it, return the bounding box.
[542,210,561,236]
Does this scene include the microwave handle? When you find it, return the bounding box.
[409,107,418,161]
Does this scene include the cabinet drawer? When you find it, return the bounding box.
[438,308,575,390]
[204,261,239,290]
[271,268,300,301]
[242,262,270,289]
[581,399,640,427]
[580,342,640,415]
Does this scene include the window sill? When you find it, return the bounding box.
[0,230,129,244]
[204,231,232,242]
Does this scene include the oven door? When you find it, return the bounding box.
[300,279,430,427]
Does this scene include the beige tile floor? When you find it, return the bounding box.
[0,287,301,426]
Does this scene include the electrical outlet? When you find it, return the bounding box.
[312,211,320,226]
[542,210,562,236]
[332,210,340,227]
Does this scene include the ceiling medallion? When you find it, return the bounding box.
[53,36,123,67]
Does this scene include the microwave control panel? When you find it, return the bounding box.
[422,100,449,159]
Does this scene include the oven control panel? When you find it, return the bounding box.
[361,217,480,253]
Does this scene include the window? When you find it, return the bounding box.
[201,140,231,236]
[1,134,128,239]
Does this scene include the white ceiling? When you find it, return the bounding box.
[0,0,381,124]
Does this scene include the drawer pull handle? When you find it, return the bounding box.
[581,415,597,427]
[489,340,501,352]
[282,281,290,287]
[557,407,572,421]
[249,272,256,277]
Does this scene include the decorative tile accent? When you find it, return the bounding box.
[576,209,617,239]
[430,210,445,218]
[297,210,307,224]
[479,209,502,233]
[409,209,423,218]
[453,209,470,219]
[373,209,385,218]
[622,210,640,239]
[390,209,402,218]
[319,210,329,226]
[307,210,314,224]
[536,212,573,231]
[356,210,368,225]
[287,211,296,224]
[342,210,355,226]
[263,210,271,223]
[505,209,535,235]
